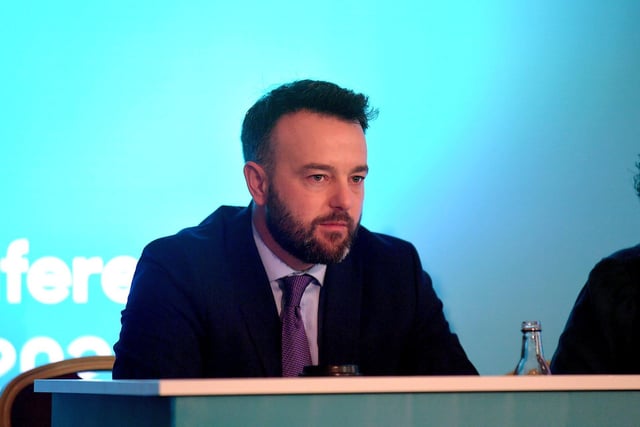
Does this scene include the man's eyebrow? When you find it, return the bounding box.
[352,165,369,174]
[301,163,369,174]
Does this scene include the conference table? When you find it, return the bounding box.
[35,375,640,427]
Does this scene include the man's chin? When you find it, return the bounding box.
[312,239,351,263]
[313,235,344,252]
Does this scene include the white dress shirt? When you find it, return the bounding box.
[252,224,326,365]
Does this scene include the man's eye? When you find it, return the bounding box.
[310,175,326,182]
[352,176,365,184]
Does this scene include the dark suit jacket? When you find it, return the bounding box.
[113,205,477,378]
[551,244,640,374]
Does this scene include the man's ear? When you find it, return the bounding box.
[243,161,269,206]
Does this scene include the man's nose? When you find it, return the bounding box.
[329,180,353,210]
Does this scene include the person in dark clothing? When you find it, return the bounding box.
[551,157,640,374]
[113,80,478,378]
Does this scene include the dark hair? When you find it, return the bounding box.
[241,79,378,168]
[635,155,640,199]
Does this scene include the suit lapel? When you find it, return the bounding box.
[226,206,282,376]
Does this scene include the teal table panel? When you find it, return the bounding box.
[53,391,640,427]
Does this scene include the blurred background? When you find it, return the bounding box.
[1,1,639,388]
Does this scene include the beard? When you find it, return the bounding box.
[265,188,359,265]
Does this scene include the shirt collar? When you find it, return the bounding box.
[252,221,326,285]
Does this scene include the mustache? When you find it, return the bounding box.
[311,211,355,227]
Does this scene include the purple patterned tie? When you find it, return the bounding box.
[281,274,313,377]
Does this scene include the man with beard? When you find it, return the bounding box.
[113,80,477,378]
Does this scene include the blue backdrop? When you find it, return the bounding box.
[2,1,640,388]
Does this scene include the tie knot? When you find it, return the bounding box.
[281,274,313,308]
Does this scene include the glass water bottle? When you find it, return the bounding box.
[515,320,551,375]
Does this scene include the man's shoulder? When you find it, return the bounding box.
[606,244,640,263]
[353,226,418,259]
[594,243,640,272]
[587,243,640,295]
[145,205,250,253]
